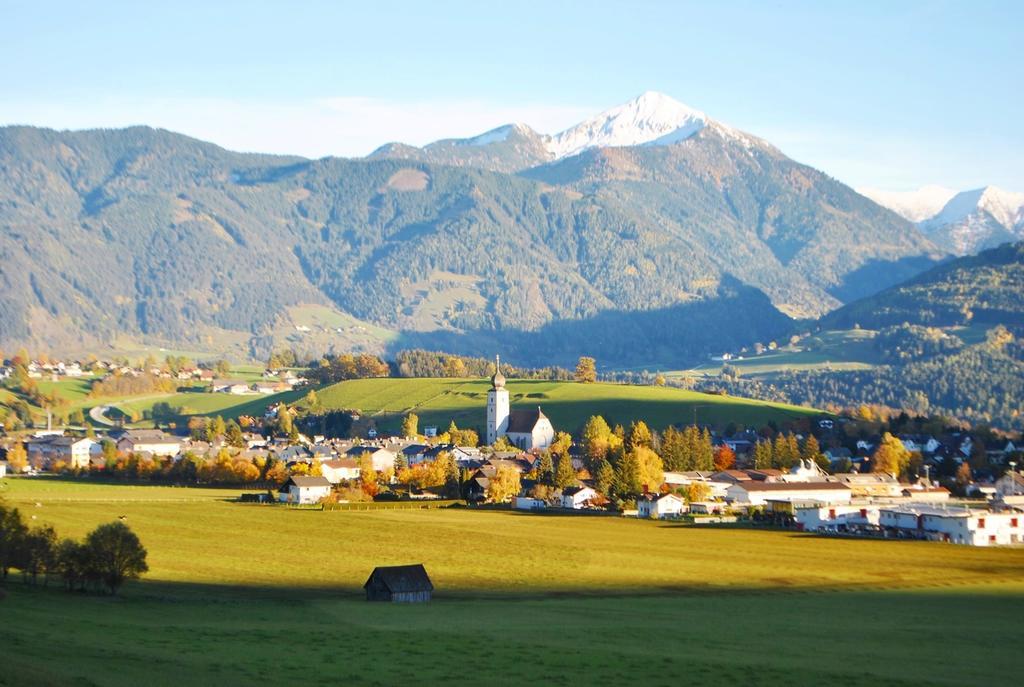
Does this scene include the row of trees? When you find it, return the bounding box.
[0,502,148,594]
[309,354,389,385]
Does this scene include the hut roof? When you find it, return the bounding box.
[364,564,434,593]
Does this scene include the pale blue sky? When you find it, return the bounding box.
[1,0,1020,190]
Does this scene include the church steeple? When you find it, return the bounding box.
[490,354,506,389]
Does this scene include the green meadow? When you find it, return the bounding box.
[317,377,821,434]
[2,478,1022,686]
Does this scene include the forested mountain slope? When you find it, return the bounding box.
[0,120,942,366]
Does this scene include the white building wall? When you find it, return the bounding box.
[487,387,509,445]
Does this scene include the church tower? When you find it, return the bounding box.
[486,355,509,445]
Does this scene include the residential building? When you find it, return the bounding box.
[278,475,332,504]
[727,481,852,506]
[637,492,686,519]
[116,430,182,457]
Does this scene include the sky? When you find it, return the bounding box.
[1,0,1021,191]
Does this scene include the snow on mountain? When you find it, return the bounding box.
[858,185,957,223]
[866,184,1024,255]
[460,123,527,147]
[926,186,1024,229]
[546,91,709,158]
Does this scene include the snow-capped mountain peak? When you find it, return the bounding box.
[864,184,1024,256]
[857,185,957,223]
[546,91,709,158]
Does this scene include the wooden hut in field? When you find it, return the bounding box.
[363,564,434,603]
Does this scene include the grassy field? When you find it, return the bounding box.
[680,329,883,380]
[317,378,823,434]
[1,478,1022,686]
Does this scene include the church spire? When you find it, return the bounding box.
[490,354,506,389]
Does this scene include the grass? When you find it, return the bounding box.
[680,329,883,380]
[317,377,823,434]
[1,477,1022,686]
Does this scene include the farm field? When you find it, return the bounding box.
[317,377,822,434]
[680,329,883,379]
[2,478,1022,686]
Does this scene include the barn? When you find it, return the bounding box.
[363,564,434,603]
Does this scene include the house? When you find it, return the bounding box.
[780,459,830,483]
[344,446,396,472]
[795,503,882,532]
[210,379,252,394]
[321,458,360,484]
[560,486,598,509]
[727,481,852,506]
[26,436,96,469]
[364,564,433,603]
[117,430,182,457]
[278,475,332,504]
[513,496,548,511]
[253,381,292,394]
[995,471,1024,498]
[663,471,714,487]
[0,461,7,478]
[831,472,903,497]
[637,492,686,519]
[900,485,951,501]
[879,505,1024,546]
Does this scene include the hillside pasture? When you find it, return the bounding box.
[315,377,822,434]
[1,478,1022,686]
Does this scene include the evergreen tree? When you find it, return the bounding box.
[554,454,577,489]
[661,426,687,471]
[594,458,614,496]
[614,449,643,497]
[753,439,773,469]
[625,420,653,452]
[537,451,554,485]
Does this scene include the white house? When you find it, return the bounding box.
[727,481,852,506]
[637,492,686,519]
[780,459,829,483]
[320,458,360,484]
[879,505,1024,546]
[560,486,598,509]
[0,461,7,478]
[995,471,1024,498]
[795,504,881,532]
[211,379,252,394]
[344,446,396,472]
[513,496,548,511]
[116,430,182,457]
[26,436,96,469]
[278,475,332,504]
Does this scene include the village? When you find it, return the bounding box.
[2,355,1022,549]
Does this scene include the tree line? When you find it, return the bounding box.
[0,501,148,595]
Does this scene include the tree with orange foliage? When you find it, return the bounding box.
[713,444,736,471]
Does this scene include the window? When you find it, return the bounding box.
[978,518,986,529]
[989,535,996,543]
[1011,518,1019,528]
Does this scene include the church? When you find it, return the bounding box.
[486,356,555,450]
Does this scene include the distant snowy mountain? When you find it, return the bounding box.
[369,91,750,170]
[863,184,1024,255]
[858,185,956,223]
[545,91,710,158]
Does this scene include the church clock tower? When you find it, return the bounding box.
[486,355,509,446]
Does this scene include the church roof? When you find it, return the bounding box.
[506,407,547,434]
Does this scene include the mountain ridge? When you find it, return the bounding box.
[0,98,944,365]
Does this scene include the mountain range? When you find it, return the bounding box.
[0,92,947,366]
[860,184,1024,256]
